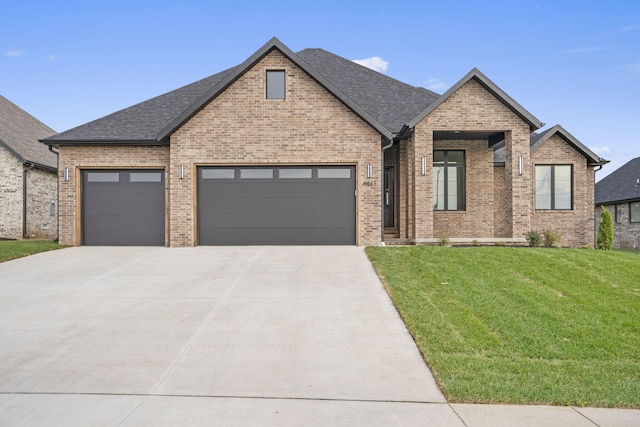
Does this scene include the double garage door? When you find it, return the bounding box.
[82,166,355,246]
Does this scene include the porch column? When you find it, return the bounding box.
[504,128,532,238]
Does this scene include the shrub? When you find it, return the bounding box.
[543,230,561,248]
[596,206,614,250]
[471,240,480,247]
[494,241,506,247]
[525,230,542,247]
[437,235,451,246]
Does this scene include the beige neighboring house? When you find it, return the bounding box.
[0,95,58,240]
[42,38,607,247]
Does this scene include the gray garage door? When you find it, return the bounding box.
[197,166,355,245]
[82,170,165,246]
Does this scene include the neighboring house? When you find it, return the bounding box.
[42,38,607,247]
[1,95,58,240]
[595,157,640,249]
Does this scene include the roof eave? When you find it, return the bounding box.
[40,138,164,146]
[406,68,544,131]
[531,124,605,166]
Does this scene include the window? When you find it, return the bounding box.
[615,204,623,224]
[433,150,465,211]
[317,168,351,179]
[201,169,235,179]
[266,70,285,99]
[87,172,119,182]
[279,168,312,179]
[240,168,273,179]
[535,165,572,210]
[130,172,162,182]
[631,202,640,223]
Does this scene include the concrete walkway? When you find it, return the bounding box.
[0,246,638,426]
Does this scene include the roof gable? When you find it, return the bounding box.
[595,157,640,204]
[405,68,543,132]
[0,95,57,170]
[157,37,394,141]
[531,124,606,166]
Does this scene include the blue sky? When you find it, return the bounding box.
[2,0,639,179]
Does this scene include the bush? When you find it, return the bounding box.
[437,235,451,246]
[525,230,542,247]
[543,230,561,248]
[596,206,614,250]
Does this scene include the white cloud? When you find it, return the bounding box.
[353,56,389,73]
[425,78,446,91]
[48,54,58,61]
[590,146,610,155]
[6,50,22,57]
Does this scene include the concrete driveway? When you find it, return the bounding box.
[0,246,451,425]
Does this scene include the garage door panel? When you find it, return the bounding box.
[200,226,354,246]
[198,166,355,245]
[82,170,165,246]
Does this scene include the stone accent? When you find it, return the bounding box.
[595,204,640,249]
[25,167,58,239]
[170,50,382,247]
[0,145,58,240]
[57,146,170,246]
[0,145,23,239]
[531,134,596,247]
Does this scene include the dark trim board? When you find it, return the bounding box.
[197,166,356,245]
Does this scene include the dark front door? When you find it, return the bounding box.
[384,166,395,228]
[197,166,356,245]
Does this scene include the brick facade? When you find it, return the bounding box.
[0,145,57,240]
[406,79,532,243]
[57,146,170,246]
[531,135,596,247]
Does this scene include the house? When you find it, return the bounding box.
[41,38,607,247]
[595,157,640,249]
[1,95,58,240]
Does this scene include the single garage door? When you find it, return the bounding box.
[82,170,165,246]
[197,166,355,245]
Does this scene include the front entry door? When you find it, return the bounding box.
[384,166,395,228]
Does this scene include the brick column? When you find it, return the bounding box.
[504,128,532,238]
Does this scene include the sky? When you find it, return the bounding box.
[1,0,639,179]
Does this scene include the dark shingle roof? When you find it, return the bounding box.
[0,95,57,170]
[595,157,640,204]
[46,67,235,142]
[297,48,440,133]
[44,40,439,144]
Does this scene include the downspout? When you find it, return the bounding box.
[380,137,396,245]
[48,145,60,242]
[22,162,35,238]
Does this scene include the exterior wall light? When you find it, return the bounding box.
[64,167,69,181]
[421,156,427,176]
[367,164,373,178]
[179,165,185,179]
[519,156,523,175]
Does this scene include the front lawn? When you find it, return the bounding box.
[366,246,640,408]
[0,240,63,263]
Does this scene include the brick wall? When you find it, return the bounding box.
[57,145,170,246]
[412,78,532,241]
[25,167,57,239]
[432,139,495,238]
[531,134,596,247]
[170,50,382,246]
[0,145,23,239]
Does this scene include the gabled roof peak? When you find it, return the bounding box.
[405,67,544,131]
[532,124,607,166]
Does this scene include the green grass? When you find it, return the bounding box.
[366,246,640,408]
[0,240,63,263]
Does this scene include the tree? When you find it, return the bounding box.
[596,206,614,250]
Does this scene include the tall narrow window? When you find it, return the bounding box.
[615,204,623,223]
[535,165,572,210]
[631,202,640,223]
[266,70,285,99]
[433,150,465,211]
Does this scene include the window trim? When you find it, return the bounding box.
[433,150,466,211]
[266,70,285,100]
[535,164,573,210]
[630,202,640,223]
